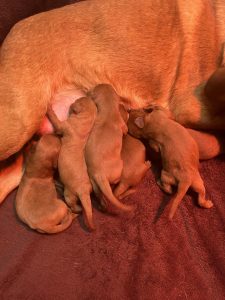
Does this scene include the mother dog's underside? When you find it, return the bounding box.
[0,0,225,161]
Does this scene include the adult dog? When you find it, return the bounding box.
[0,0,225,201]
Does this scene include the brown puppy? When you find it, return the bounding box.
[113,134,151,199]
[47,97,97,230]
[1,0,225,201]
[128,106,213,219]
[15,134,75,234]
[85,84,132,212]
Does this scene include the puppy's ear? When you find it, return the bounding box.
[134,116,145,128]
[69,103,80,115]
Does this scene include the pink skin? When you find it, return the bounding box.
[38,88,86,135]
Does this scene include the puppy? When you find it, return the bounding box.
[113,134,151,199]
[47,97,97,230]
[128,106,213,219]
[15,134,75,234]
[85,84,132,212]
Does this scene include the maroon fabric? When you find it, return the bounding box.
[0,157,225,298]
[0,1,225,299]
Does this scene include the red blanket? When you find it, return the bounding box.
[1,157,225,299]
[0,1,225,299]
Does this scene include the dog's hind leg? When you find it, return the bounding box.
[191,173,213,209]
[78,192,95,231]
[168,181,190,220]
[117,188,137,200]
[93,173,133,212]
[0,153,23,204]
[113,182,130,198]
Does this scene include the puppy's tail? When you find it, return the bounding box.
[93,174,133,212]
[79,193,95,231]
[168,182,190,220]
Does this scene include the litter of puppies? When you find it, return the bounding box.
[15,84,221,233]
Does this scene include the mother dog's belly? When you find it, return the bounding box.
[38,87,86,135]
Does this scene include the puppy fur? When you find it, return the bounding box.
[113,134,151,199]
[128,106,213,219]
[15,134,75,234]
[47,97,97,230]
[85,84,132,212]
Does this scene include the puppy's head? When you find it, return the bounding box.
[89,84,120,108]
[128,105,171,138]
[69,97,97,116]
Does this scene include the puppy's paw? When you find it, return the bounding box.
[157,179,173,194]
[199,199,214,209]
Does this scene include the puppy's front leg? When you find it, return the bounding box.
[47,106,64,135]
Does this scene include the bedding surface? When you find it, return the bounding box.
[0,1,225,299]
[1,157,225,299]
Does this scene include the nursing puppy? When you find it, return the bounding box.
[15,134,75,234]
[47,97,97,230]
[113,134,151,199]
[1,0,225,201]
[85,84,132,212]
[128,106,213,219]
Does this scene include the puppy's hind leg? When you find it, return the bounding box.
[117,188,137,200]
[113,182,130,198]
[191,173,213,209]
[168,181,190,220]
[64,188,94,231]
[93,173,133,212]
[64,188,82,213]
[78,192,95,231]
[158,170,176,194]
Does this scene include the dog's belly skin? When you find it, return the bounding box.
[0,0,225,160]
[38,87,86,135]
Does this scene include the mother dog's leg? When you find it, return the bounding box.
[0,70,50,160]
[0,68,49,202]
[0,153,23,203]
